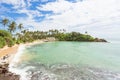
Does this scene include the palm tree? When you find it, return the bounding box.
[8,21,16,33]
[18,23,23,30]
[16,33,22,39]
[21,30,27,34]
[1,18,9,30]
[85,31,88,34]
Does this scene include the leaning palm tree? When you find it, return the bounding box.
[1,18,9,30]
[8,21,16,33]
[18,23,23,30]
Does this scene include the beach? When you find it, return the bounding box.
[0,45,20,80]
[0,45,19,62]
[0,40,45,62]
[0,39,48,80]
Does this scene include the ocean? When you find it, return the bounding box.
[9,41,120,80]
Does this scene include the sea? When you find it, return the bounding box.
[9,41,120,80]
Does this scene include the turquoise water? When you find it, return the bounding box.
[12,42,120,80]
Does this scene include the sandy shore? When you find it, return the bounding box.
[0,40,45,64]
[0,45,19,57]
[0,45,19,63]
[0,40,46,80]
[0,45,20,80]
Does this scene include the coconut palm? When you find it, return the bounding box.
[18,23,23,30]
[8,21,16,33]
[1,18,9,30]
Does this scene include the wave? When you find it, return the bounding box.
[22,63,120,80]
[8,43,120,80]
[9,44,29,80]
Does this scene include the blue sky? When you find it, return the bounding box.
[0,0,120,41]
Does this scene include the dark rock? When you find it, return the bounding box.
[0,63,20,80]
[94,38,107,42]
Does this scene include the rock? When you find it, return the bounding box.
[0,63,20,80]
[94,38,107,42]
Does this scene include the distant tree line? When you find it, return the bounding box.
[0,18,107,48]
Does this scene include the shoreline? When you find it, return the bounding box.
[0,45,19,63]
[0,38,106,80]
[0,39,46,80]
[0,40,45,62]
[0,45,20,80]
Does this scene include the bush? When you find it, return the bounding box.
[0,30,12,38]
[0,30,15,47]
[0,37,6,48]
[4,37,15,47]
[16,39,23,44]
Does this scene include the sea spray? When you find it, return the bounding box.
[9,44,30,80]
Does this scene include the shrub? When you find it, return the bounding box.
[0,37,6,48]
[4,37,15,47]
[0,30,15,47]
[0,30,12,38]
[16,39,23,44]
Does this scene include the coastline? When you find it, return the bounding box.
[0,40,46,80]
[0,40,45,63]
[0,45,19,63]
[0,45,20,80]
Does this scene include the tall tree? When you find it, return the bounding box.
[8,21,16,33]
[18,23,23,30]
[1,18,9,29]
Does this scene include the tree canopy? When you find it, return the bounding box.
[0,18,107,48]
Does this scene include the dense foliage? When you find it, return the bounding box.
[17,29,104,42]
[0,37,6,48]
[0,30,15,47]
[0,30,12,38]
[0,18,21,48]
[55,32,94,41]
[0,18,107,48]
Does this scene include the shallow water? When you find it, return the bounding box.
[10,42,120,80]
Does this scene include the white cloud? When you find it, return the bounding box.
[2,0,120,40]
[0,0,26,8]
[35,0,120,40]
[37,0,73,13]
[17,8,42,19]
[0,0,42,30]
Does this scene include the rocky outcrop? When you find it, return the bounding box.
[0,63,20,80]
[94,38,107,42]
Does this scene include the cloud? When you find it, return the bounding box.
[0,0,26,9]
[37,0,73,13]
[35,0,120,39]
[1,0,120,40]
[16,8,42,19]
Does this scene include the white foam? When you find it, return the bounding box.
[9,44,30,80]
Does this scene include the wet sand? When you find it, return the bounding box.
[0,45,19,59]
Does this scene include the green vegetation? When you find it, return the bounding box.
[55,31,95,41]
[0,18,107,48]
[0,30,14,47]
[17,29,106,42]
[0,18,22,48]
[0,37,6,48]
